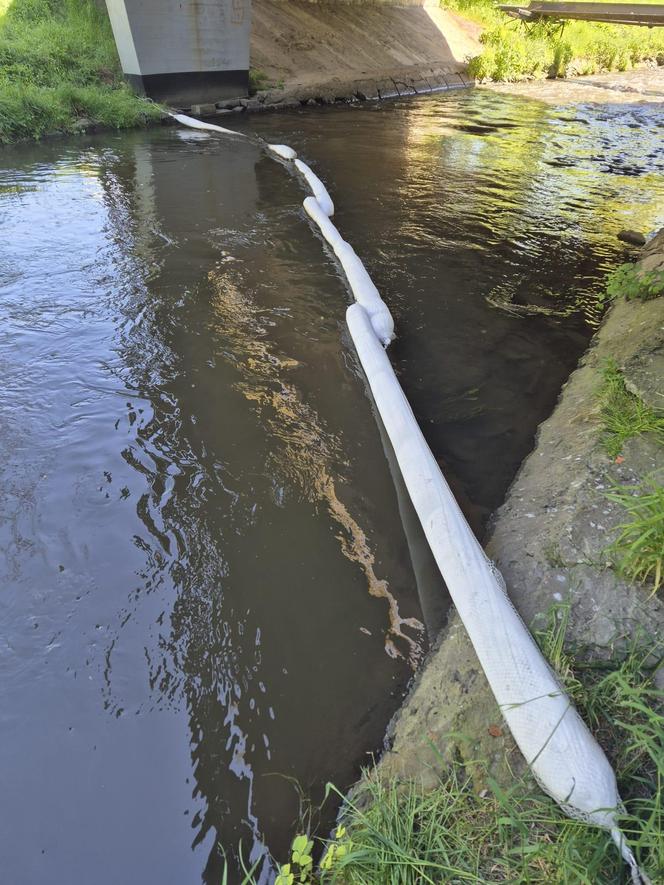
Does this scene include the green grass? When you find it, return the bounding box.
[598,360,664,459]
[323,639,662,884]
[248,67,270,95]
[228,611,663,883]
[604,263,664,304]
[0,0,162,143]
[606,479,664,594]
[444,0,664,81]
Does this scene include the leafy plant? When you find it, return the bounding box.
[606,478,664,594]
[604,263,664,304]
[275,835,315,884]
[597,360,664,458]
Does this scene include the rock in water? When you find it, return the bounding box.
[618,229,646,246]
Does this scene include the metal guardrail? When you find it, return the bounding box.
[499,2,664,26]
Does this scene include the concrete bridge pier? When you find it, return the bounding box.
[105,0,251,107]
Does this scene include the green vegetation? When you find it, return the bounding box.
[603,262,664,304]
[0,0,162,143]
[606,479,664,594]
[226,609,663,883]
[597,353,663,595]
[598,360,664,458]
[248,67,270,96]
[445,0,664,81]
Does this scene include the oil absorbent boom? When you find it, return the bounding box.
[172,112,651,884]
[345,302,649,885]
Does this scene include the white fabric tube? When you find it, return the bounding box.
[268,144,298,160]
[345,302,648,881]
[303,197,394,345]
[170,110,648,882]
[303,196,345,252]
[295,159,335,217]
[169,112,244,136]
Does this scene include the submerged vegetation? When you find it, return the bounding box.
[445,0,664,81]
[230,611,663,883]
[0,0,162,143]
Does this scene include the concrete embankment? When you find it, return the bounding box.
[191,0,481,114]
[370,232,664,791]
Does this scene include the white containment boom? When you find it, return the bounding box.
[168,112,648,882]
[169,112,245,137]
[294,159,335,217]
[302,197,394,346]
[346,302,648,884]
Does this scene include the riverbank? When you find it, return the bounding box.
[0,0,161,143]
[243,0,480,110]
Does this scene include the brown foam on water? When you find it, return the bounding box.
[209,266,423,666]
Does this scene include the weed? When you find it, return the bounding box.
[248,67,269,96]
[606,478,664,594]
[604,263,664,304]
[598,360,664,458]
[542,542,566,569]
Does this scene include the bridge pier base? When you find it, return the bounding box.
[105,0,251,107]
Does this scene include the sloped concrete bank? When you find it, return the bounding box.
[185,0,481,114]
[370,232,664,791]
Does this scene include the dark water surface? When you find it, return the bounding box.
[1,89,662,884]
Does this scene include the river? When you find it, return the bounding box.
[1,88,662,884]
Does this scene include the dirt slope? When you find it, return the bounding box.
[251,0,482,91]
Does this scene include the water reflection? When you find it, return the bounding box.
[92,133,424,880]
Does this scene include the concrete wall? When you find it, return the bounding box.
[105,0,251,106]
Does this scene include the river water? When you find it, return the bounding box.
[1,89,662,884]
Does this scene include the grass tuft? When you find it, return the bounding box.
[606,479,664,594]
[598,360,664,459]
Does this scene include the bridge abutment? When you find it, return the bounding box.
[105,0,251,107]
